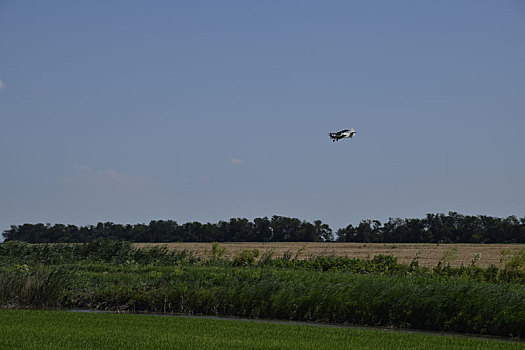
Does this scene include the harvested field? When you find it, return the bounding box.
[135,242,525,268]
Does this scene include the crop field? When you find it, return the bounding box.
[135,242,525,267]
[0,310,522,350]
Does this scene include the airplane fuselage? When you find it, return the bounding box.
[329,128,356,142]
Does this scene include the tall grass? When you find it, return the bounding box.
[0,266,68,308]
[0,264,522,337]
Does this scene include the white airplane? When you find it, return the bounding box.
[329,128,356,142]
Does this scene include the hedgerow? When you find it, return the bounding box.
[1,264,523,337]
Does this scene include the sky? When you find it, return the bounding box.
[1,1,524,236]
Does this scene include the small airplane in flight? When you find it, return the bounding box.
[329,128,356,142]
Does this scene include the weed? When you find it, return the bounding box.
[209,243,227,262]
[470,253,481,267]
[257,249,275,266]
[232,249,259,267]
[437,247,458,268]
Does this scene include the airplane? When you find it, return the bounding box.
[329,128,356,142]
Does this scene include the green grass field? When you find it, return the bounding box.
[0,310,522,350]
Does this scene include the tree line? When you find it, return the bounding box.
[3,212,524,243]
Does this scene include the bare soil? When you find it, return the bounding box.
[134,242,525,268]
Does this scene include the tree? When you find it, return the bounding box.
[335,224,356,242]
[354,220,381,243]
[253,217,272,242]
[314,220,333,242]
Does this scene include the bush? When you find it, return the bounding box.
[232,249,259,267]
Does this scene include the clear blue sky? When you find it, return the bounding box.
[1,1,524,235]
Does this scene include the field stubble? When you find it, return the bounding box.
[135,242,525,268]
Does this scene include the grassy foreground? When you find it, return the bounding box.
[0,310,522,350]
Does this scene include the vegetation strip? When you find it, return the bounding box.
[1,240,524,338]
[0,309,522,350]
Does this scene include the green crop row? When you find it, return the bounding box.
[2,240,525,283]
[0,240,198,266]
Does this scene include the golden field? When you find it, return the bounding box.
[134,242,525,268]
